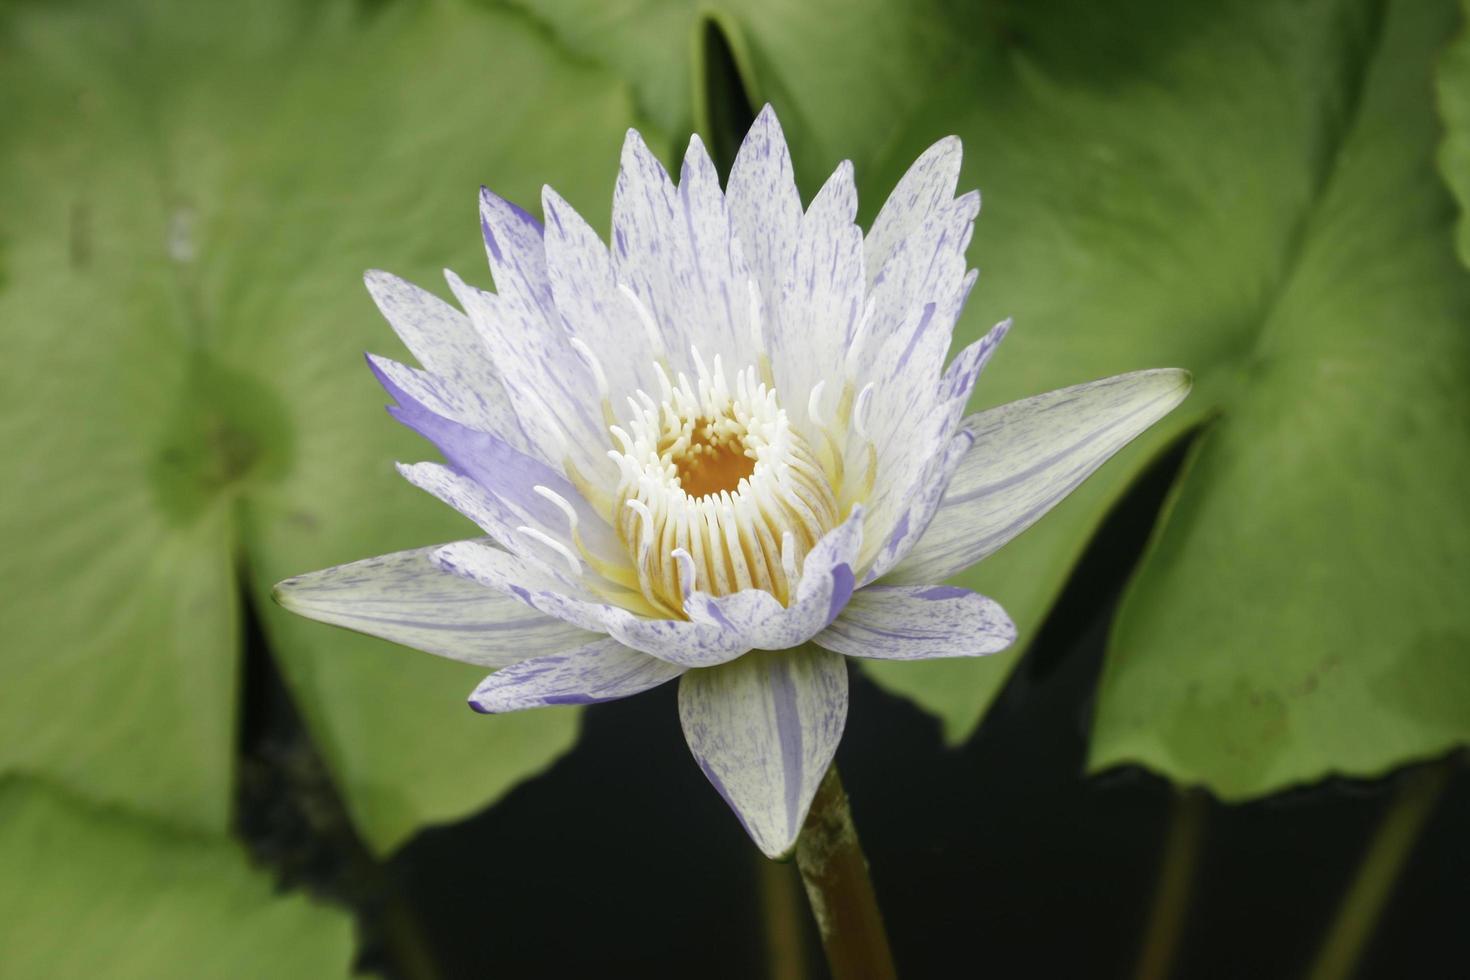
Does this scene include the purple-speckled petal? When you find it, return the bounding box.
[396,462,628,588]
[611,129,752,375]
[445,269,613,486]
[863,136,963,291]
[272,544,595,668]
[684,506,863,649]
[854,192,979,395]
[678,645,848,859]
[727,105,802,348]
[362,271,530,452]
[383,385,624,566]
[769,160,864,437]
[468,637,684,712]
[540,186,659,406]
[478,188,555,326]
[888,369,1193,584]
[431,541,757,667]
[365,354,529,452]
[815,585,1015,660]
[853,259,1004,580]
[862,319,1010,580]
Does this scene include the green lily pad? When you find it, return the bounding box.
[504,0,1470,794]
[1089,0,1470,796]
[0,0,656,851]
[0,777,354,979]
[508,0,967,189]
[1437,0,1470,268]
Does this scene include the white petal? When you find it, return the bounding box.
[887,369,1193,584]
[855,191,979,390]
[727,105,802,330]
[397,461,624,579]
[611,130,752,373]
[367,354,529,453]
[478,187,555,327]
[468,638,684,712]
[853,285,999,578]
[363,270,493,382]
[770,160,865,434]
[678,646,848,858]
[864,135,963,290]
[445,270,613,484]
[685,506,864,649]
[272,545,594,667]
[540,186,658,407]
[861,319,1009,580]
[432,540,755,667]
[815,585,1015,660]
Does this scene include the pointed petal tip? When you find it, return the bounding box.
[269,579,294,608]
[739,102,789,157]
[441,267,470,296]
[1143,367,1194,403]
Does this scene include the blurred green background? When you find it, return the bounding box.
[2,0,1468,976]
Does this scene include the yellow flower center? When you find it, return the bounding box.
[666,417,756,498]
[609,353,838,615]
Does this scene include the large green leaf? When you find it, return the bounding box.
[0,778,354,979]
[1437,0,1470,268]
[504,0,1470,793]
[850,0,1399,751]
[509,0,967,188]
[0,0,657,851]
[1090,0,1470,796]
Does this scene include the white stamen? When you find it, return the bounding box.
[568,337,608,398]
[624,498,655,547]
[653,361,674,403]
[853,382,876,440]
[807,380,828,429]
[609,425,635,455]
[618,282,665,355]
[533,485,579,529]
[781,531,798,588]
[604,350,839,613]
[517,526,581,576]
[690,345,710,384]
[670,547,696,601]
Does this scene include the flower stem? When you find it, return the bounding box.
[1132,788,1208,980]
[759,853,810,980]
[1305,761,1452,980]
[794,764,896,980]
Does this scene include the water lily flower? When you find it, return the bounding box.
[274,106,1189,859]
